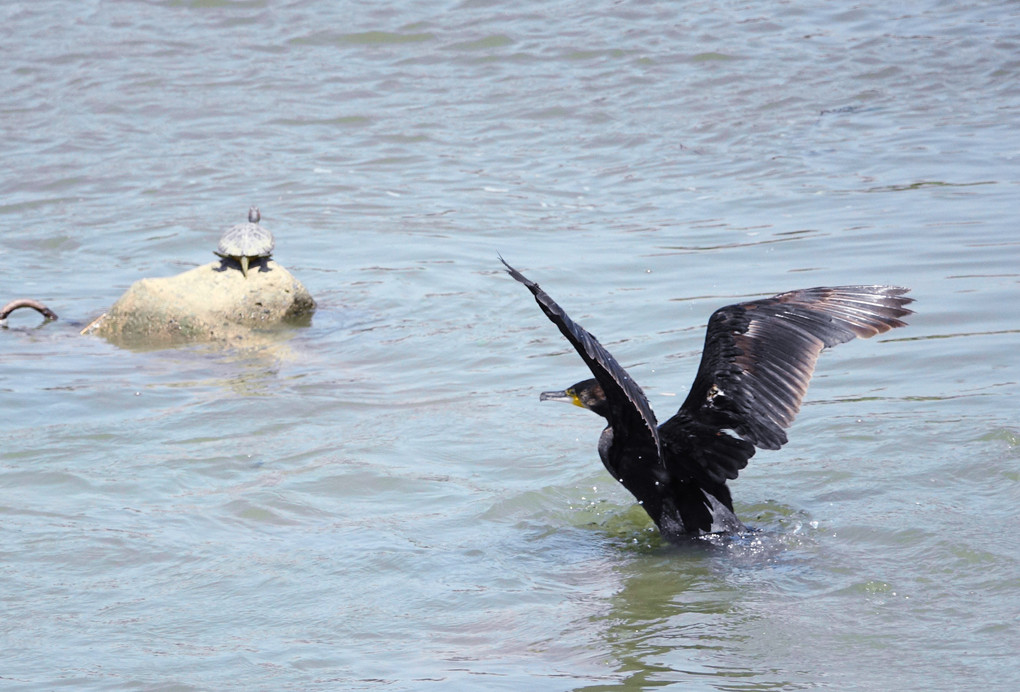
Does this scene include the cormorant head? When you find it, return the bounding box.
[540,378,610,418]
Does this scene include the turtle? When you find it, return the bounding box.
[215,206,275,278]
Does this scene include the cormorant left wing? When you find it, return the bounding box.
[671,285,913,469]
[501,258,662,470]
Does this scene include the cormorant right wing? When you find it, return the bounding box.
[667,286,913,482]
[501,258,662,473]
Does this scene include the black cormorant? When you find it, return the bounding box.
[501,258,913,541]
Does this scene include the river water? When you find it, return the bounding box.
[2,1,1017,689]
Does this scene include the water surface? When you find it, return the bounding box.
[1,1,1018,689]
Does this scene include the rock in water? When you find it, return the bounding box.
[85,260,315,347]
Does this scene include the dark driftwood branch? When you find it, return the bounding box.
[0,298,59,324]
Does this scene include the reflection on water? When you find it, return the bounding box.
[579,530,824,689]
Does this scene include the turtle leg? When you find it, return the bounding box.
[240,256,250,278]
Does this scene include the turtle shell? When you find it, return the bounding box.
[216,207,275,260]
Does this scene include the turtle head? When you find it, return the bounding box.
[248,206,261,224]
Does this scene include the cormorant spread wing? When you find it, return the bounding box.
[676,286,912,439]
[500,257,663,479]
[655,286,913,533]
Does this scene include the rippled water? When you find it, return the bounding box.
[2,1,1018,689]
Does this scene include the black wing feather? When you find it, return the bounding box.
[674,285,914,458]
[501,258,662,467]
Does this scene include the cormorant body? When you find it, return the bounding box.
[502,258,913,541]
